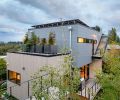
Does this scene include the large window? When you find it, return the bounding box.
[8,70,21,85]
[80,65,89,80]
[77,37,97,44]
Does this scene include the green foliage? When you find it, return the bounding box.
[108,27,120,44]
[41,38,47,45]
[31,32,39,45]
[32,55,80,100]
[48,33,55,45]
[96,48,120,100]
[0,43,20,55]
[23,33,29,44]
[94,25,101,32]
[0,58,6,69]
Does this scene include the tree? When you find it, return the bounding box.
[32,55,80,100]
[41,38,47,45]
[0,58,6,69]
[108,28,117,44]
[23,33,29,44]
[94,25,101,32]
[31,32,38,45]
[48,33,55,45]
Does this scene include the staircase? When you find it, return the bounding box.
[78,79,101,100]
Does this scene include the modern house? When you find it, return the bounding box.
[7,19,108,100]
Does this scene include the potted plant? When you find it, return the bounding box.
[47,33,57,54]
[22,33,32,52]
[41,38,47,53]
[35,37,43,53]
[30,32,38,53]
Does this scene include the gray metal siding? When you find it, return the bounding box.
[28,24,102,67]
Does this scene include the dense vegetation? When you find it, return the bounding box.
[0,42,21,55]
[32,55,80,100]
[95,48,120,100]
[108,28,120,44]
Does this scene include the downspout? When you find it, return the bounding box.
[68,26,72,53]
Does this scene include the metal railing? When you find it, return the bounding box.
[79,81,100,100]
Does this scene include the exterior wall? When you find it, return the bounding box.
[7,53,65,100]
[89,59,102,79]
[28,24,102,67]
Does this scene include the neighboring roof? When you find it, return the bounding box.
[107,45,120,50]
[0,56,6,59]
[31,19,89,29]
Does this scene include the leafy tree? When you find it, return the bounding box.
[41,38,47,45]
[31,32,38,45]
[32,55,80,100]
[23,33,29,44]
[94,25,101,32]
[108,28,117,44]
[48,33,55,45]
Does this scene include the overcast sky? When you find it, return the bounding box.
[0,0,120,42]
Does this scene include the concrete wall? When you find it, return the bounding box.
[89,59,102,79]
[7,53,65,100]
[28,24,102,67]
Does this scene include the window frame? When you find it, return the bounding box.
[8,70,21,85]
[77,37,97,44]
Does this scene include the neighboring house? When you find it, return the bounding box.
[106,44,120,55]
[7,19,108,100]
[0,56,7,61]
[107,44,120,51]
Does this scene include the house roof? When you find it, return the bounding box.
[107,45,120,50]
[31,19,89,29]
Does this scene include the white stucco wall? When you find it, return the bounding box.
[7,53,65,100]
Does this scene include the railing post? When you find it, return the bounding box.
[88,88,90,100]
[10,87,12,96]
[28,81,29,98]
[85,85,86,97]
[41,76,42,92]
[92,86,93,96]
[95,83,96,92]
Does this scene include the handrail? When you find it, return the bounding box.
[95,35,103,55]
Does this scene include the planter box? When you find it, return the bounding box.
[44,45,57,54]
[44,45,50,54]
[21,44,30,52]
[30,45,35,53]
[35,45,43,53]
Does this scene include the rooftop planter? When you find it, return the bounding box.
[22,32,57,54]
[44,33,57,54]
[22,33,33,52]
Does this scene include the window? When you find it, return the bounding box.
[8,70,21,85]
[77,37,97,44]
[77,37,84,43]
